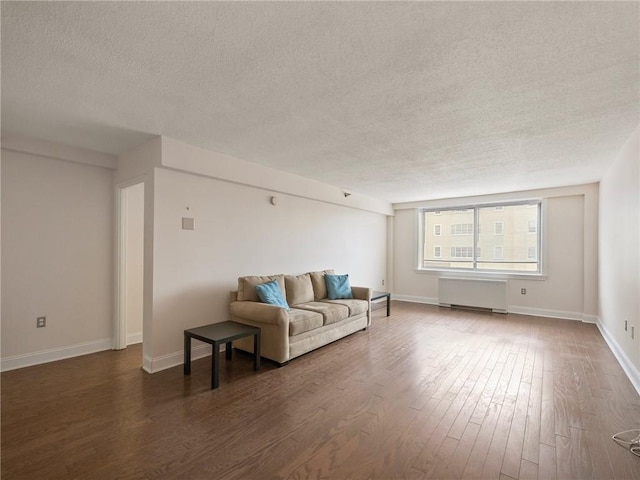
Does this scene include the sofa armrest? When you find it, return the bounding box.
[351,286,372,327]
[351,286,372,301]
[230,301,288,327]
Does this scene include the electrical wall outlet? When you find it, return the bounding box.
[625,319,628,331]
[521,288,526,295]
[382,279,385,286]
[36,316,46,328]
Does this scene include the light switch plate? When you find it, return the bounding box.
[182,217,195,230]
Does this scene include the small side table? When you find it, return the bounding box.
[371,291,391,317]
[184,321,260,389]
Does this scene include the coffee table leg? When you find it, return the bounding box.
[212,341,220,389]
[253,331,260,371]
[387,295,391,316]
[225,341,232,360]
[184,333,191,375]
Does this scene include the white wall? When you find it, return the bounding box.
[598,125,639,389]
[1,146,115,369]
[161,137,393,216]
[110,136,392,372]
[115,138,160,363]
[392,184,599,321]
[1,133,390,372]
[148,167,388,370]
[124,182,144,344]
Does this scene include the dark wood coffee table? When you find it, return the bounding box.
[184,321,260,389]
[371,291,391,316]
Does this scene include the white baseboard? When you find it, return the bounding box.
[1,337,223,375]
[392,294,439,305]
[142,354,153,374]
[1,338,113,372]
[127,332,143,345]
[507,306,584,321]
[596,318,640,396]
[393,296,590,323]
[144,342,224,374]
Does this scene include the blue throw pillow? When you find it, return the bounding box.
[325,274,353,300]
[255,279,289,310]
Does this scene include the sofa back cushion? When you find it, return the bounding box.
[237,274,285,302]
[309,269,335,301]
[284,273,314,306]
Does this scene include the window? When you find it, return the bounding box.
[419,200,541,273]
[451,223,473,235]
[451,246,473,258]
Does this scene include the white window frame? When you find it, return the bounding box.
[417,199,543,277]
[494,221,504,235]
[434,224,441,236]
[434,246,441,258]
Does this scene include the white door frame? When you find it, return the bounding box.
[115,179,145,350]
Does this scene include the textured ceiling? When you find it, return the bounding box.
[2,2,639,203]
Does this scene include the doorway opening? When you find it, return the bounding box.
[117,182,144,354]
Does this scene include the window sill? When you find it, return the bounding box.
[414,268,548,281]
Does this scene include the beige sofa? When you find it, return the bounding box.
[229,270,371,365]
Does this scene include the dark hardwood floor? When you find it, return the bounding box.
[2,302,639,479]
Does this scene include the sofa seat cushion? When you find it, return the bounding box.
[289,308,324,336]
[294,302,350,326]
[321,299,368,317]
